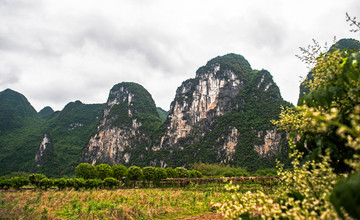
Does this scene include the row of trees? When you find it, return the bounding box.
[75,163,203,182]
[0,174,124,190]
[0,165,204,190]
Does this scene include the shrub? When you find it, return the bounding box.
[175,167,189,178]
[127,166,143,181]
[191,163,247,177]
[154,168,167,187]
[85,179,102,189]
[10,176,29,190]
[142,166,156,183]
[96,164,112,180]
[54,178,67,190]
[111,165,127,180]
[73,178,86,190]
[223,171,235,177]
[330,171,360,219]
[29,173,46,188]
[255,168,277,177]
[0,178,12,190]
[188,170,202,178]
[75,163,97,179]
[39,178,53,190]
[65,178,75,188]
[165,167,178,178]
[235,172,250,177]
[103,177,119,189]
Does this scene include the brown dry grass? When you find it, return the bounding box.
[0,188,228,219]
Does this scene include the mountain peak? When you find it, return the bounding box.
[0,88,39,132]
[38,106,54,120]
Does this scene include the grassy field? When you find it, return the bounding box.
[0,188,233,219]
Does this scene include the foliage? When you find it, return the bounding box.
[156,107,169,122]
[111,164,127,180]
[54,178,67,190]
[103,177,119,188]
[216,34,360,218]
[127,166,143,181]
[222,171,235,177]
[85,178,102,189]
[38,106,54,120]
[189,170,203,178]
[175,167,189,178]
[165,167,178,178]
[330,171,360,219]
[216,151,339,219]
[95,164,112,180]
[142,166,156,182]
[75,163,97,180]
[276,49,360,173]
[39,178,53,190]
[254,168,277,177]
[153,168,167,187]
[10,177,28,190]
[0,178,12,189]
[37,102,104,177]
[29,174,46,188]
[191,163,248,177]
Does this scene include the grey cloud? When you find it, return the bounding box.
[0,65,20,86]
[71,18,184,73]
[248,17,286,52]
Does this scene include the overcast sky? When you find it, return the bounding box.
[0,0,359,111]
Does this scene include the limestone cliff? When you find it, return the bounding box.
[81,82,162,165]
[151,54,291,171]
[35,133,52,168]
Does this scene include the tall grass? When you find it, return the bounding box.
[0,188,230,219]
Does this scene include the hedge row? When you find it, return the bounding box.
[0,174,122,190]
[75,164,203,182]
[0,165,203,190]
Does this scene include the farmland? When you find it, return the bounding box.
[0,178,276,219]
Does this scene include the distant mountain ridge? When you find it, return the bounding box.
[0,47,327,175]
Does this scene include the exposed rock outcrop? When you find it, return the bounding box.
[35,133,52,168]
[81,82,161,165]
[254,129,282,158]
[150,53,290,170]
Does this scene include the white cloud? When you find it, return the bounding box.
[0,0,359,111]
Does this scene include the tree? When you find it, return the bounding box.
[217,30,360,218]
[175,167,189,178]
[153,168,167,187]
[111,164,127,180]
[10,176,28,190]
[39,178,53,190]
[165,167,178,178]
[142,166,156,185]
[127,166,143,181]
[29,173,46,188]
[103,177,119,189]
[96,164,112,180]
[276,45,360,173]
[75,163,97,179]
[54,178,67,190]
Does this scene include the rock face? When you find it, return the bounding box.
[35,133,52,168]
[157,61,245,149]
[150,54,290,170]
[81,82,162,165]
[254,129,282,158]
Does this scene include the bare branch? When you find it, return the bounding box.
[346,12,360,33]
